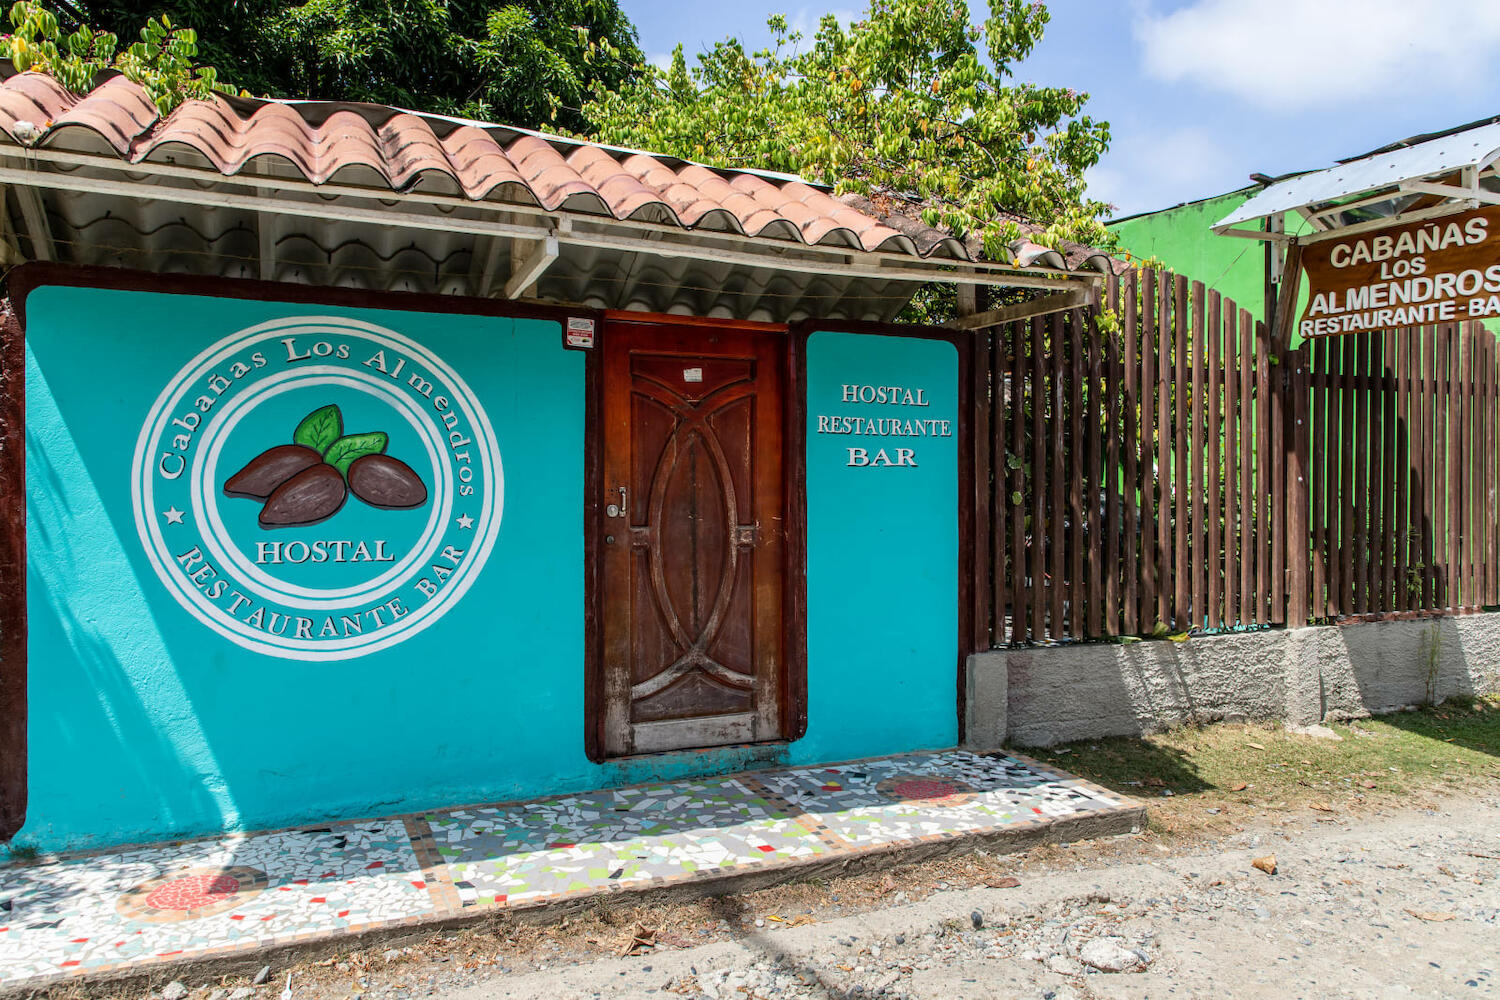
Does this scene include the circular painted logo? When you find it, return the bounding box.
[132,315,503,660]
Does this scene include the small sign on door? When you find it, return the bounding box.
[565,317,595,349]
[683,367,703,382]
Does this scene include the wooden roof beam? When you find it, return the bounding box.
[945,286,1095,331]
[504,234,559,299]
[12,183,52,261]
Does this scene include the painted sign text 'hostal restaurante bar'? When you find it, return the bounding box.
[0,68,1116,850]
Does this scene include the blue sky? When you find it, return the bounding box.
[620,0,1500,219]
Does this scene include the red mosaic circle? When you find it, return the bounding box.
[143,873,245,911]
[891,779,965,800]
[875,775,976,805]
[116,866,268,923]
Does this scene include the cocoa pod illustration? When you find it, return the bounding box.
[224,444,323,500]
[259,463,347,528]
[347,453,428,510]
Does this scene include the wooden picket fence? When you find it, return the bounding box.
[970,269,1500,648]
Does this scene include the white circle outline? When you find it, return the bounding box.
[131,316,505,660]
[194,369,451,607]
[134,321,501,656]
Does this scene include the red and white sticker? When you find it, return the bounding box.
[565,317,595,348]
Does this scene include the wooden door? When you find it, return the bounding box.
[599,322,788,757]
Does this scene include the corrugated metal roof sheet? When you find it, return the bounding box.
[1217,120,1500,229]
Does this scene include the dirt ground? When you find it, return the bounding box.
[44,702,1500,1000]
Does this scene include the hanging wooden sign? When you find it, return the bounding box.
[1299,203,1500,338]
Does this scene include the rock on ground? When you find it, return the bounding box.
[1078,936,1142,972]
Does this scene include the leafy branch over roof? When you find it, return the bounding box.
[582,0,1115,259]
[4,0,221,111]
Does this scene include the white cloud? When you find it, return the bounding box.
[1136,0,1500,108]
[786,6,858,41]
[1089,127,1236,217]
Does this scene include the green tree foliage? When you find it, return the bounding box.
[585,0,1112,256]
[78,0,644,130]
[4,0,219,111]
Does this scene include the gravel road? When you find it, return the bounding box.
[417,791,1500,1000]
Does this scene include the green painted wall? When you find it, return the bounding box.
[1109,194,1500,341]
[1108,189,1314,327]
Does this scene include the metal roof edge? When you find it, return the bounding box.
[1106,181,1267,227]
[1216,119,1500,231]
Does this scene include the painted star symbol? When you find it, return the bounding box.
[456,513,474,530]
[162,506,186,525]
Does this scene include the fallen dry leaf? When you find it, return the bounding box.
[766,915,785,922]
[1246,742,1266,750]
[1230,782,1248,792]
[1252,854,1278,875]
[618,923,657,957]
[1310,802,1335,812]
[1405,909,1456,922]
[1144,777,1166,787]
[987,877,1021,889]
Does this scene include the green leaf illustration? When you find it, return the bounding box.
[323,431,388,477]
[294,404,343,454]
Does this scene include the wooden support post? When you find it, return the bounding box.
[1275,240,1310,627]
[255,161,278,281]
[0,303,25,840]
[959,284,992,652]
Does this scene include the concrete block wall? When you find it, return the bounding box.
[967,613,1500,748]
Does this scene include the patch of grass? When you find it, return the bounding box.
[1022,696,1500,837]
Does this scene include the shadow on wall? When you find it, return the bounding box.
[19,420,239,849]
[1325,615,1500,721]
[997,630,1288,749]
[979,613,1500,749]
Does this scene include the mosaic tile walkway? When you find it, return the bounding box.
[0,750,1141,992]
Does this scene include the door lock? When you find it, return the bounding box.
[605,485,628,518]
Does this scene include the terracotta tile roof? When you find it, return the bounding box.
[837,191,1127,275]
[0,70,988,261]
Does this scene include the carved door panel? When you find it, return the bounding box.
[599,323,787,757]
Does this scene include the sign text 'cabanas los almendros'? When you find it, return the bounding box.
[1214,115,1500,344]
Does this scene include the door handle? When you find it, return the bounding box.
[606,485,628,518]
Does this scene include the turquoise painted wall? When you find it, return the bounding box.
[21,287,597,850]
[18,290,960,852]
[801,331,959,762]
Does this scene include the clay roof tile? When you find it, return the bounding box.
[0,70,1087,273]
